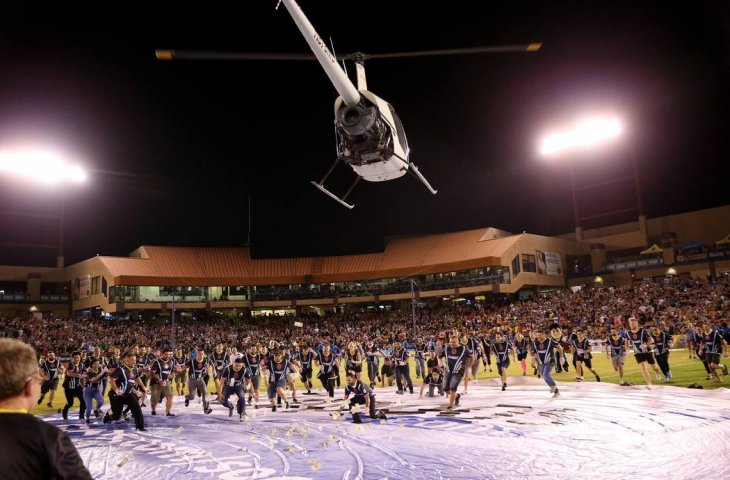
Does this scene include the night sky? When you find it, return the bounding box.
[0,1,728,267]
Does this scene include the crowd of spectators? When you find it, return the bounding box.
[2,275,728,357]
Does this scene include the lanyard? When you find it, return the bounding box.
[0,408,28,414]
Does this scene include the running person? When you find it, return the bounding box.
[244,344,263,407]
[605,328,630,385]
[37,350,61,407]
[439,336,469,410]
[82,359,106,423]
[298,343,315,393]
[571,328,601,382]
[316,344,338,398]
[344,341,365,381]
[392,342,413,394]
[626,317,658,389]
[513,332,529,376]
[103,351,146,431]
[414,338,427,379]
[172,347,188,398]
[264,348,291,411]
[184,349,213,414]
[492,332,513,391]
[650,325,674,381]
[61,352,87,420]
[211,344,228,400]
[532,326,563,398]
[219,357,251,420]
[698,322,729,382]
[150,348,176,416]
[363,339,381,388]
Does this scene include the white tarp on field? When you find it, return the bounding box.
[48,377,730,479]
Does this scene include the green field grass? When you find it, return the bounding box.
[33,351,727,416]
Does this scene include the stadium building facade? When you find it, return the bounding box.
[1,205,729,317]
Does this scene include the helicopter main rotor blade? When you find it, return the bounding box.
[156,42,541,63]
[155,49,322,61]
[352,43,541,61]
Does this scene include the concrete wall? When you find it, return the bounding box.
[556,205,730,250]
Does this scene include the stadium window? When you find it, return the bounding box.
[522,254,537,273]
[512,255,521,277]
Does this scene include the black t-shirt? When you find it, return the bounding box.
[0,412,92,480]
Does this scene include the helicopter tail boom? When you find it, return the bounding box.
[281,0,360,107]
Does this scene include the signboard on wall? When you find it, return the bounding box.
[75,275,91,300]
[536,251,562,275]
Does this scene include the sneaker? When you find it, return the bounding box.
[664,375,670,382]
[645,385,652,390]
[62,409,68,420]
[655,373,661,381]
[395,390,404,395]
[455,394,461,406]
[47,403,52,408]
[272,405,277,412]
[205,407,212,414]
[706,375,713,380]
[502,384,506,391]
[228,405,234,417]
[723,365,728,376]
[140,403,147,408]
[595,375,601,382]
[254,404,259,409]
[378,410,388,420]
[285,401,290,409]
[553,388,560,398]
[185,398,189,407]
[94,409,100,418]
[103,412,112,424]
[37,397,43,405]
[667,371,672,380]
[247,395,252,405]
[136,426,146,431]
[239,413,246,422]
[166,412,175,417]
[85,419,91,424]
[575,377,582,382]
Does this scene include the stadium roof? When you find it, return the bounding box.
[92,228,521,286]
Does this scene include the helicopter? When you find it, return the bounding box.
[156,0,541,209]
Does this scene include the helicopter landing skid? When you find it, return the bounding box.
[407,161,438,195]
[311,157,360,209]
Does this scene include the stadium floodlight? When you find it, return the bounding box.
[0,149,87,184]
[539,116,623,157]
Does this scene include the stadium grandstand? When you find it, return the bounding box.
[2,205,729,318]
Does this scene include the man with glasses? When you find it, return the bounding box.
[0,338,92,479]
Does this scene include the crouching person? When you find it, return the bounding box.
[419,368,444,397]
[341,371,386,423]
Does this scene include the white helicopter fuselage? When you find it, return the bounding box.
[334,90,409,182]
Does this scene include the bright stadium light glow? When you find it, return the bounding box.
[0,150,87,184]
[540,116,623,157]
